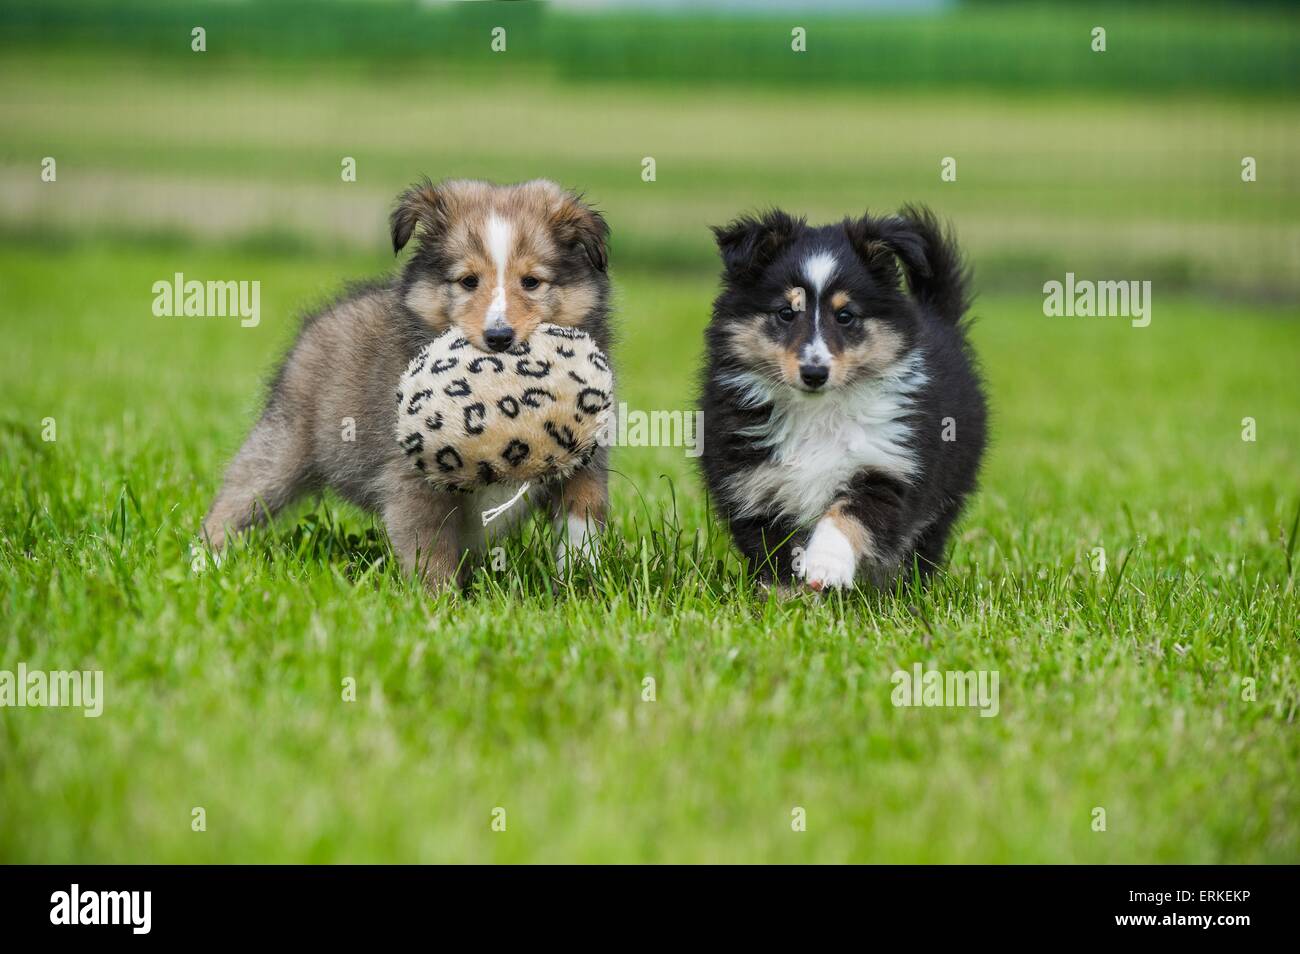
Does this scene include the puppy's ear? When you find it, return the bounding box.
[550,191,609,273]
[711,210,801,282]
[846,205,969,317]
[843,211,931,290]
[390,178,449,254]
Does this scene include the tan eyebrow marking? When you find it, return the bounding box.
[786,287,807,311]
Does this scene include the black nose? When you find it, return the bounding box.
[484,327,515,352]
[799,364,829,389]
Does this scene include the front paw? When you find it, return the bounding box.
[797,521,858,591]
[556,514,600,577]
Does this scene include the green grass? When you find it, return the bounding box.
[1,239,1297,862]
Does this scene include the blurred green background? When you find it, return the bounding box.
[1,1,1297,863]
[3,0,1298,293]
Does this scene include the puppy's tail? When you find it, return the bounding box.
[894,204,972,325]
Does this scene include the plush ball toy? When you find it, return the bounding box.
[395,324,613,495]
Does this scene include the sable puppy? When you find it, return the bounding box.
[698,206,987,590]
[203,178,612,588]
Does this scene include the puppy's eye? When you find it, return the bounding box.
[459,275,479,291]
[521,276,541,291]
[835,308,856,325]
[776,306,796,322]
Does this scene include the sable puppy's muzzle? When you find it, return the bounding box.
[484,326,515,352]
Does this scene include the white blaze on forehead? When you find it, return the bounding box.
[801,250,838,365]
[486,214,514,282]
[802,251,838,297]
[485,214,514,328]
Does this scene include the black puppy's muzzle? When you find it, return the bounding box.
[799,364,829,389]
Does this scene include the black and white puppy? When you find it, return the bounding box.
[698,206,987,590]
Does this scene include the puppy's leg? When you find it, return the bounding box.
[203,410,315,549]
[906,503,961,581]
[797,474,910,591]
[381,468,464,591]
[729,513,801,583]
[553,454,608,576]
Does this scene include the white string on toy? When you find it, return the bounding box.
[480,482,532,526]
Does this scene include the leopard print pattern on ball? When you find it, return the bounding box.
[395,324,613,492]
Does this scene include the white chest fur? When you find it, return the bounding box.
[719,352,926,527]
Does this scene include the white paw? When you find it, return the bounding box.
[797,520,857,591]
[556,514,600,577]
